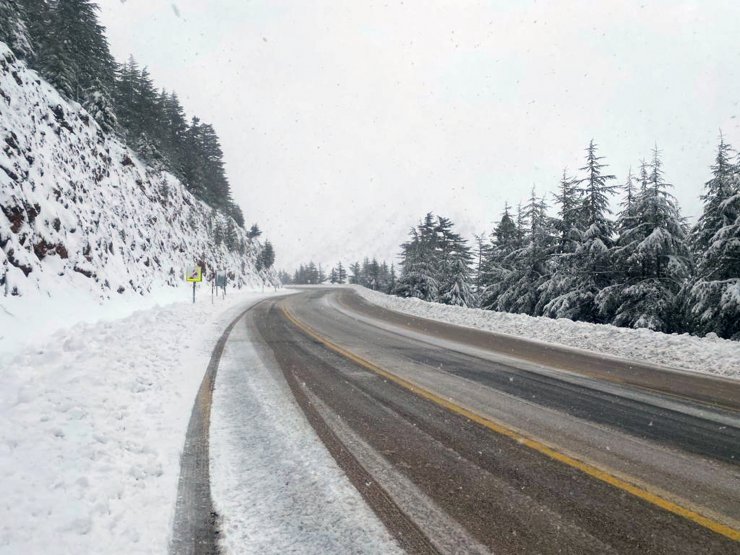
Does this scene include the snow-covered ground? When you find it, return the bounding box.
[0,289,279,554]
[0,283,200,356]
[210,317,400,554]
[353,286,740,380]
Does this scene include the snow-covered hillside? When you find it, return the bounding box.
[0,42,274,304]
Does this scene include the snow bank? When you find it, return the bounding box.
[353,287,740,380]
[0,291,276,554]
[0,281,199,355]
[210,319,400,554]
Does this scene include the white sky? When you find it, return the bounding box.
[98,0,740,271]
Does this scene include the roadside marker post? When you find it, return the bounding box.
[216,272,227,299]
[185,265,203,303]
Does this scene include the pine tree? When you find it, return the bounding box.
[213,222,224,247]
[537,170,582,315]
[229,204,245,228]
[597,148,691,331]
[436,217,477,307]
[261,241,275,269]
[472,233,488,289]
[336,261,347,284]
[247,224,262,239]
[541,141,617,321]
[181,117,208,198]
[552,168,582,254]
[161,91,188,177]
[113,56,141,136]
[224,219,237,251]
[683,138,740,338]
[349,262,361,284]
[495,188,554,314]
[0,0,34,60]
[693,136,736,253]
[480,204,518,309]
[441,256,477,307]
[36,0,117,119]
[396,214,441,301]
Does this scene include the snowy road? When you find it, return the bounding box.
[208,287,740,553]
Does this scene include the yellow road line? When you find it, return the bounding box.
[280,305,740,542]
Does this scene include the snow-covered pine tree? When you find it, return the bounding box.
[349,262,361,284]
[380,261,390,291]
[228,204,245,229]
[292,264,304,284]
[436,217,476,307]
[480,203,518,309]
[388,263,397,293]
[552,168,582,254]
[306,262,318,283]
[247,224,262,239]
[181,117,210,199]
[329,267,338,284]
[368,258,382,290]
[682,138,740,338]
[38,0,117,115]
[542,140,617,322]
[113,56,140,137]
[495,188,555,314]
[692,136,736,253]
[472,233,488,290]
[0,0,34,60]
[261,242,275,269]
[85,87,117,132]
[577,140,618,303]
[336,261,347,284]
[395,214,440,301]
[161,92,189,178]
[225,219,237,251]
[213,222,224,247]
[595,166,640,322]
[536,170,582,315]
[597,148,691,331]
[441,256,478,307]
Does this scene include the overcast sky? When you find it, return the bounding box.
[98,0,740,271]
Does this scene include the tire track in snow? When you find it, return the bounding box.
[170,299,277,554]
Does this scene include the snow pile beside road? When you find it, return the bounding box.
[0,281,202,355]
[353,287,740,380]
[0,291,272,554]
[210,317,401,554]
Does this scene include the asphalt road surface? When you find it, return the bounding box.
[247,287,739,553]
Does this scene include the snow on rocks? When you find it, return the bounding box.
[0,42,274,301]
[0,291,276,554]
[353,286,740,380]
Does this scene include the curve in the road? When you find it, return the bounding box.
[279,299,740,545]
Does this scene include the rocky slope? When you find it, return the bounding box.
[0,42,274,300]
